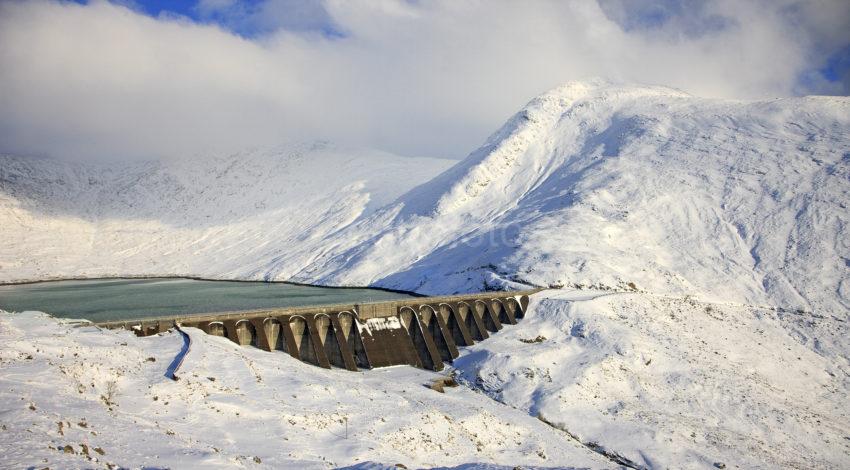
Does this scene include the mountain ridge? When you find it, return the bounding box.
[297,81,849,315]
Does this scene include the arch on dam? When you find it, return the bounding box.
[419,305,457,361]
[439,303,473,347]
[519,295,530,317]
[314,314,346,368]
[337,311,370,368]
[234,320,258,347]
[457,301,487,341]
[399,306,437,370]
[289,315,318,366]
[504,297,523,320]
[207,321,226,337]
[490,299,515,325]
[263,318,287,352]
[475,299,502,333]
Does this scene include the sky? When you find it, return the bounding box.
[1,0,849,161]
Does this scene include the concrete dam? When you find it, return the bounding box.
[97,289,539,371]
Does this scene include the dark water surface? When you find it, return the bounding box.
[0,278,416,322]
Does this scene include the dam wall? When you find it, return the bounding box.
[97,289,539,371]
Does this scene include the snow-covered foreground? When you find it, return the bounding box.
[3,287,848,469]
[0,310,611,469]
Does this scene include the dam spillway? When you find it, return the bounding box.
[96,289,539,371]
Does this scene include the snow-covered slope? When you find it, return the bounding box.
[0,311,611,469]
[304,81,850,315]
[0,143,453,282]
[454,289,850,469]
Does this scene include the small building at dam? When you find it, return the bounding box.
[97,290,537,371]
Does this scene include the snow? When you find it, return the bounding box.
[3,289,847,468]
[0,142,454,283]
[2,80,849,468]
[454,290,850,469]
[303,80,850,315]
[0,311,608,469]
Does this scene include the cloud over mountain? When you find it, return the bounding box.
[1,0,848,161]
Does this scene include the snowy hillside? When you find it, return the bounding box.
[454,289,850,469]
[0,143,453,283]
[305,80,850,315]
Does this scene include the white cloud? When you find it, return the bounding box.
[0,0,847,161]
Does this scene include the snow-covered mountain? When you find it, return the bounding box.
[2,81,848,315]
[0,143,454,282]
[307,81,849,316]
[2,81,849,316]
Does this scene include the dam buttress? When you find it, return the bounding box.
[96,289,539,371]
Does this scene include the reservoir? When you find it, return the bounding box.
[0,278,417,323]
